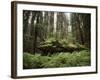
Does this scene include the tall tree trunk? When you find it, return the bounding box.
[53,12,57,36]
[42,11,45,23]
[27,12,33,37]
[33,12,40,54]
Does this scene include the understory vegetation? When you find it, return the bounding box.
[23,50,90,69]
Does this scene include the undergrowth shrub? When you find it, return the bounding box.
[23,50,90,69]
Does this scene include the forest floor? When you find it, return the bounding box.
[23,50,90,69]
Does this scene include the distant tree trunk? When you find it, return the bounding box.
[42,11,45,23]
[33,12,43,54]
[53,12,57,37]
[27,12,33,37]
[71,13,91,48]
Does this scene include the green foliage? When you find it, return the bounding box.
[40,38,86,49]
[38,38,87,55]
[40,37,56,47]
[23,50,90,69]
[42,50,90,67]
[23,53,42,69]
